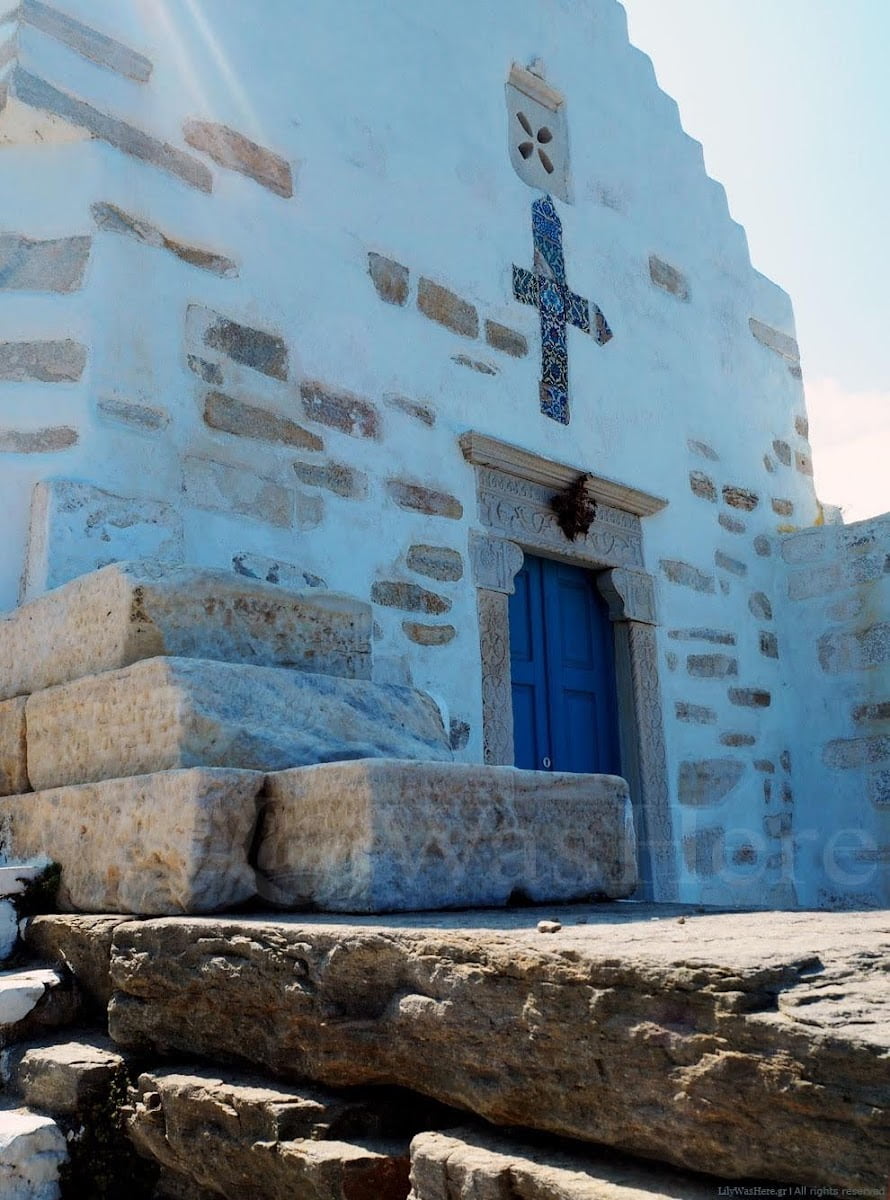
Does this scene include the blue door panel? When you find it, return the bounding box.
[510,554,620,775]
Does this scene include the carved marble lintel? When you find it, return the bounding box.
[477,588,513,765]
[597,567,657,625]
[469,533,524,594]
[475,467,644,569]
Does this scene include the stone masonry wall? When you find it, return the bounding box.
[0,0,824,903]
[777,515,890,909]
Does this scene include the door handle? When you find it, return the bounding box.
[542,756,551,769]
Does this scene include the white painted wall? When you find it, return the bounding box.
[0,0,846,905]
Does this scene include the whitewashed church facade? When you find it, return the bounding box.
[0,0,886,910]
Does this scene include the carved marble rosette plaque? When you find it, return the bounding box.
[462,432,676,899]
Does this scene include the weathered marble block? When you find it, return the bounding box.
[0,769,263,914]
[25,658,451,791]
[256,760,636,911]
[0,697,28,796]
[0,559,372,701]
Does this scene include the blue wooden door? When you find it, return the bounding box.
[509,555,620,774]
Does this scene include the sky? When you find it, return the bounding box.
[621,0,890,522]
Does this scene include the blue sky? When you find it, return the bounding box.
[621,0,890,521]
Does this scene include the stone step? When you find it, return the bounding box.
[256,760,636,911]
[0,769,265,915]
[105,906,890,1190]
[409,1129,721,1199]
[0,559,373,703]
[0,967,78,1046]
[26,657,451,792]
[127,1066,414,1200]
[0,1102,67,1200]
[2,1033,127,1116]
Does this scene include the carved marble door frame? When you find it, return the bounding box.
[461,433,677,901]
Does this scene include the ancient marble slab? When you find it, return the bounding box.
[26,658,451,790]
[128,1067,411,1200]
[108,906,890,1189]
[0,697,28,796]
[410,1129,716,1199]
[0,560,373,701]
[0,769,263,914]
[256,760,636,912]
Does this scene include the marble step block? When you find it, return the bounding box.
[0,560,372,702]
[0,697,29,796]
[0,1104,67,1200]
[128,1067,412,1200]
[256,760,636,911]
[0,769,264,914]
[26,658,451,791]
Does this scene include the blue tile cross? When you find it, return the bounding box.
[513,195,612,424]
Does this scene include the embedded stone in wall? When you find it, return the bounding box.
[232,552,326,590]
[868,770,890,808]
[772,439,792,466]
[186,354,223,385]
[853,700,890,724]
[787,564,841,602]
[20,0,154,83]
[772,498,794,516]
[795,450,813,476]
[754,535,772,557]
[402,622,456,646]
[0,696,28,796]
[0,426,77,452]
[720,732,756,747]
[203,391,322,451]
[182,455,292,528]
[368,252,409,306]
[760,632,779,658]
[384,393,435,426]
[722,486,759,511]
[23,479,184,601]
[25,657,451,791]
[386,480,463,520]
[0,233,91,291]
[0,768,263,914]
[714,550,746,577]
[668,628,736,645]
[719,512,745,534]
[9,67,212,191]
[92,202,237,277]
[763,454,776,474]
[183,118,293,197]
[648,254,689,300]
[371,582,451,615]
[795,414,809,438]
[449,719,470,750]
[406,544,463,582]
[689,471,716,502]
[300,380,379,439]
[190,306,288,381]
[748,316,800,365]
[2,561,371,702]
[748,592,773,620]
[294,492,324,531]
[659,559,715,593]
[417,278,478,338]
[687,439,718,461]
[254,760,636,911]
[729,688,771,708]
[292,459,367,499]
[820,623,890,676]
[0,338,86,381]
[687,654,738,679]
[674,701,717,725]
[678,759,744,806]
[451,353,497,374]
[484,320,528,357]
[683,827,724,876]
[97,396,169,432]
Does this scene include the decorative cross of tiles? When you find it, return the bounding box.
[513,195,612,424]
